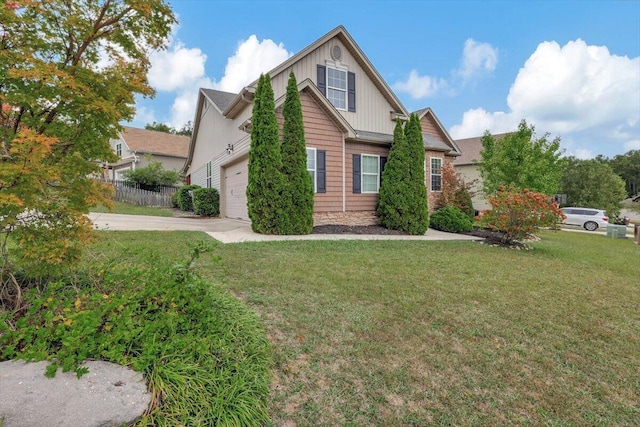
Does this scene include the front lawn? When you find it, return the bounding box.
[89,201,174,217]
[2,230,638,426]
[206,231,639,426]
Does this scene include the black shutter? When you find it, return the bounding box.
[317,65,326,96]
[348,72,356,112]
[379,156,387,186]
[353,154,361,194]
[317,150,326,193]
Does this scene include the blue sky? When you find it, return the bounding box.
[132,0,640,159]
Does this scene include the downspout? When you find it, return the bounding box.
[342,135,346,212]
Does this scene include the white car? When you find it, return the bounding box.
[561,207,609,231]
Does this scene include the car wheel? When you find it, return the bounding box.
[584,221,598,231]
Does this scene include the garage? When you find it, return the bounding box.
[224,158,249,221]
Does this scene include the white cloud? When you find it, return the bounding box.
[394,39,497,99]
[148,42,207,92]
[140,33,291,128]
[131,106,157,127]
[459,39,498,80]
[451,39,640,156]
[624,140,640,151]
[574,148,595,160]
[393,70,447,99]
[449,108,518,139]
[212,35,292,93]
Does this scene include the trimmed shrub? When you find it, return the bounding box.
[430,206,474,233]
[193,187,220,217]
[170,191,179,208]
[177,184,201,211]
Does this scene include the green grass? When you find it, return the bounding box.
[90,201,174,217]
[3,230,638,426]
[199,231,639,426]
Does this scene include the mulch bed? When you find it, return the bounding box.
[312,225,407,235]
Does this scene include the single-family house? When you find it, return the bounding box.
[183,25,462,225]
[453,133,508,212]
[105,126,189,180]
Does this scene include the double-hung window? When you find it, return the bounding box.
[362,154,380,193]
[116,143,122,158]
[306,148,317,193]
[327,67,347,110]
[206,161,212,188]
[430,157,442,192]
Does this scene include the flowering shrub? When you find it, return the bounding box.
[481,186,565,243]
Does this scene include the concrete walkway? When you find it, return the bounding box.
[88,213,481,243]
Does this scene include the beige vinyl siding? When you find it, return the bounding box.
[137,154,185,173]
[345,142,389,211]
[456,164,490,211]
[276,91,344,213]
[269,37,397,135]
[189,96,245,177]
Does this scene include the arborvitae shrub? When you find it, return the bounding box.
[193,187,220,217]
[430,206,474,233]
[280,72,314,234]
[177,185,201,211]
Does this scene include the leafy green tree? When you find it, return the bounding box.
[176,120,193,136]
[145,121,175,134]
[0,0,174,294]
[560,157,628,217]
[246,74,286,234]
[122,157,181,191]
[377,116,429,235]
[280,72,314,234]
[609,150,640,197]
[480,120,565,196]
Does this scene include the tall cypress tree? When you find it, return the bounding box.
[377,119,413,231]
[246,74,286,234]
[404,114,430,234]
[281,72,314,234]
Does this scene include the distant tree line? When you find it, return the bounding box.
[145,120,193,136]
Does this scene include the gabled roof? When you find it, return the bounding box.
[413,107,462,156]
[454,133,510,165]
[202,89,236,113]
[120,127,189,158]
[223,25,408,119]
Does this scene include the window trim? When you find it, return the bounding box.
[116,143,122,158]
[206,161,212,188]
[430,157,443,192]
[307,147,317,193]
[326,61,348,111]
[361,153,380,194]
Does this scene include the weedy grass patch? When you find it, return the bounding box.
[1,233,270,426]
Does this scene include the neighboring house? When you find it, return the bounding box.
[453,133,508,212]
[105,126,190,180]
[183,26,462,225]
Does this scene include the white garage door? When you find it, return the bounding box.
[224,158,249,221]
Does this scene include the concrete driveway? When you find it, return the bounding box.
[88,213,481,244]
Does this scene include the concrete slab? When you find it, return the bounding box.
[0,360,150,427]
[88,213,481,243]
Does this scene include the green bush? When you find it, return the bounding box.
[430,206,474,233]
[177,184,200,211]
[170,191,179,208]
[193,187,220,217]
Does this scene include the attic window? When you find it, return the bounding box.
[116,143,122,157]
[327,67,347,110]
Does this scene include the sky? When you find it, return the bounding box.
[130,0,640,159]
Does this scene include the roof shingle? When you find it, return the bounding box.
[120,127,190,158]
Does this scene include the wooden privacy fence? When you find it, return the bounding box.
[97,179,179,207]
